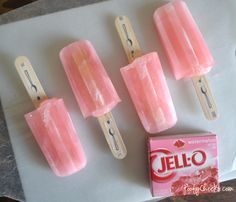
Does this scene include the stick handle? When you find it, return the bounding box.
[115,16,142,62]
[15,56,47,108]
[192,75,218,120]
[97,112,127,159]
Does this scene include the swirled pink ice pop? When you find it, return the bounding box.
[153,0,218,120]
[15,56,86,177]
[60,40,127,159]
[116,16,177,134]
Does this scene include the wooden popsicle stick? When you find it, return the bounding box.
[15,56,48,108]
[192,76,218,120]
[98,112,127,159]
[115,16,142,63]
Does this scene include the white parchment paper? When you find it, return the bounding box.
[0,0,236,201]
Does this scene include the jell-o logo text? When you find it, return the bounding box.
[151,149,207,182]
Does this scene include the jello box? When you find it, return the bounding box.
[148,133,219,197]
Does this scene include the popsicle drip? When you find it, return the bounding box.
[72,48,105,108]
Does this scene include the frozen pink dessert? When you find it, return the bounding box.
[60,40,121,118]
[121,52,177,134]
[25,98,86,177]
[148,133,219,197]
[153,0,214,80]
[60,40,127,159]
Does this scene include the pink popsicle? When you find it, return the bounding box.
[15,56,86,177]
[115,16,177,133]
[25,98,87,177]
[121,52,177,134]
[153,0,214,80]
[153,0,218,120]
[60,40,121,118]
[60,40,127,159]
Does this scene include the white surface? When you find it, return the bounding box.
[0,0,236,201]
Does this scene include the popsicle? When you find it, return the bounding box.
[60,40,127,159]
[153,0,218,120]
[115,16,177,134]
[15,56,86,177]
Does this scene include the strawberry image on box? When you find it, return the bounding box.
[148,133,219,197]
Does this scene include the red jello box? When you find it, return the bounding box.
[148,133,219,197]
